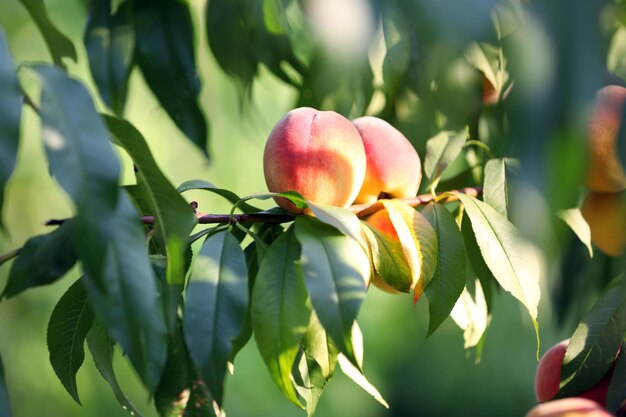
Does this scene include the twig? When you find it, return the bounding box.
[0,247,22,266]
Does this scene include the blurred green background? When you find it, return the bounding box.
[0,0,606,416]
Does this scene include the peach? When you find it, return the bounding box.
[263,107,366,213]
[351,116,422,204]
[586,85,626,192]
[525,398,612,417]
[580,191,626,256]
[535,339,615,407]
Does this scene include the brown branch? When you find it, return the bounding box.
[0,247,21,266]
[44,186,483,227]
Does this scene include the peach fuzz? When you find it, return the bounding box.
[535,339,614,407]
[586,85,626,192]
[263,107,366,213]
[352,116,422,205]
[525,398,612,417]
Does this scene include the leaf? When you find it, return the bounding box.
[558,208,593,258]
[0,353,11,417]
[423,130,468,186]
[183,231,249,406]
[558,284,626,398]
[84,0,135,115]
[294,351,327,417]
[380,200,438,300]
[105,115,197,287]
[47,279,94,404]
[307,203,364,245]
[177,179,260,214]
[361,223,412,293]
[456,193,542,342]
[337,354,389,409]
[2,220,77,299]
[607,339,626,412]
[294,216,368,367]
[82,192,168,392]
[86,319,144,417]
[17,0,77,68]
[301,311,338,380]
[133,0,208,155]
[483,158,508,218]
[251,229,310,408]
[278,191,308,211]
[422,204,466,336]
[460,214,494,311]
[0,31,21,231]
[450,279,490,349]
[30,64,120,287]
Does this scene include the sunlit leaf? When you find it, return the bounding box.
[183,231,248,406]
[422,204,466,336]
[301,311,338,381]
[47,279,94,404]
[0,31,21,231]
[105,115,197,288]
[361,223,412,293]
[456,193,542,343]
[307,203,364,245]
[84,0,134,115]
[424,130,468,186]
[2,220,77,299]
[251,229,310,408]
[558,284,626,398]
[86,319,144,417]
[294,351,327,417]
[18,0,76,68]
[294,216,368,367]
[30,65,120,287]
[337,354,388,409]
[558,208,593,258]
[450,279,489,349]
[483,158,508,218]
[133,0,208,155]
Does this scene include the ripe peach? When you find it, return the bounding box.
[263,107,366,213]
[586,85,626,192]
[535,339,614,407]
[525,398,612,417]
[580,191,626,256]
[351,116,422,205]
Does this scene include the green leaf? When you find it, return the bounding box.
[460,215,494,311]
[2,220,77,299]
[483,158,508,218]
[278,191,308,211]
[361,223,412,293]
[424,130,468,186]
[183,231,248,406]
[558,284,626,398]
[0,31,21,230]
[307,203,363,245]
[337,354,388,409]
[133,0,208,155]
[17,0,77,68]
[177,179,260,214]
[31,64,120,287]
[558,208,593,258]
[422,204,466,337]
[294,351,328,417]
[105,115,197,287]
[252,229,310,408]
[47,279,94,404]
[84,0,135,115]
[0,354,11,417]
[450,279,490,349]
[83,192,168,392]
[301,311,338,380]
[607,338,626,412]
[294,216,368,367]
[456,193,542,342]
[86,319,144,417]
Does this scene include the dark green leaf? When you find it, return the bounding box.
[0,31,21,230]
[278,191,307,211]
[31,64,120,287]
[558,284,626,398]
[133,0,208,155]
[607,339,626,412]
[252,229,310,408]
[105,115,197,287]
[483,158,508,218]
[294,216,368,367]
[17,0,77,68]
[424,130,468,186]
[83,192,168,392]
[0,353,10,417]
[422,204,466,336]
[177,179,260,214]
[86,319,144,417]
[47,279,94,404]
[183,231,248,406]
[456,193,541,341]
[361,223,412,293]
[2,220,77,299]
[84,0,135,115]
